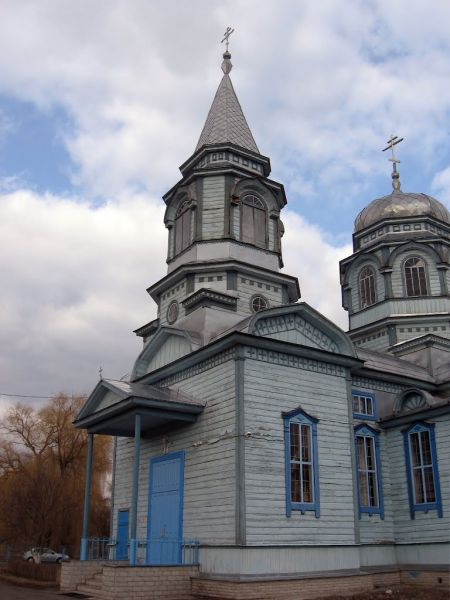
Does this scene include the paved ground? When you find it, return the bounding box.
[0,580,63,600]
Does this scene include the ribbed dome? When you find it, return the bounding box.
[354,190,450,232]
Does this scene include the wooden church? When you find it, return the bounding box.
[63,42,450,600]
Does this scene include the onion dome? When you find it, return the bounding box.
[354,190,450,232]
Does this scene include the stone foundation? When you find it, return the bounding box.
[61,562,449,600]
[60,560,102,591]
[191,568,449,600]
[61,561,199,600]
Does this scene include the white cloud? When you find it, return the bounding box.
[1,0,450,207]
[0,189,166,397]
[282,211,351,330]
[431,166,450,207]
[0,0,449,402]
[0,190,350,399]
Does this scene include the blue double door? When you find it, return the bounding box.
[146,451,185,565]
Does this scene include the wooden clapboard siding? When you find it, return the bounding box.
[146,335,191,373]
[350,296,450,330]
[243,358,356,545]
[386,415,450,543]
[359,431,395,544]
[202,177,225,239]
[159,279,187,326]
[113,357,237,544]
[236,277,283,317]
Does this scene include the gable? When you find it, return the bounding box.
[249,303,355,357]
[132,327,198,379]
[146,335,191,374]
[95,389,122,413]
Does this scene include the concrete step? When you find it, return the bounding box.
[84,578,102,589]
[76,583,104,598]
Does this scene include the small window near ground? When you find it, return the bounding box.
[352,391,376,420]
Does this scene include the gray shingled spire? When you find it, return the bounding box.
[195,52,259,153]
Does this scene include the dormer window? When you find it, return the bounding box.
[175,199,193,254]
[358,266,376,308]
[404,257,428,297]
[241,195,267,248]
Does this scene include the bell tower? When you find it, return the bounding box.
[134,40,300,351]
[340,137,450,353]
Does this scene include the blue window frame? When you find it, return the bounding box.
[352,390,376,420]
[403,422,443,519]
[354,425,384,519]
[283,408,320,518]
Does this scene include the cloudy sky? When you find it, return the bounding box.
[1,0,450,408]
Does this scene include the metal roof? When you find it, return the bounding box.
[195,69,259,153]
[354,190,450,232]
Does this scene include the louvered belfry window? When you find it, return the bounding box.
[241,195,266,248]
[175,200,192,254]
[359,266,376,308]
[404,257,428,297]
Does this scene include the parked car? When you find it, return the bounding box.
[23,547,70,564]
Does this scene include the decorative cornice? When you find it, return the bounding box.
[135,331,362,388]
[352,376,407,394]
[182,288,237,313]
[133,318,160,338]
[390,334,450,355]
[156,349,235,387]
[253,313,339,354]
[245,346,346,378]
[146,258,300,302]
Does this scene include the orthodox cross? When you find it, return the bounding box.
[99,366,103,379]
[221,27,235,52]
[382,134,404,191]
[382,134,403,164]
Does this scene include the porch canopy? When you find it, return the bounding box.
[74,378,205,436]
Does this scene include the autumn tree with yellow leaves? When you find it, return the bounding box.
[0,394,111,556]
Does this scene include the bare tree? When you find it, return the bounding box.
[0,395,111,555]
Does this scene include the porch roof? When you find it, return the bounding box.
[73,379,205,437]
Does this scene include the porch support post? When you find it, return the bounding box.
[129,413,141,566]
[81,433,94,561]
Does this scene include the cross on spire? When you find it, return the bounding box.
[382,134,404,191]
[221,27,234,53]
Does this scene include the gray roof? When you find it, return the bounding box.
[356,348,435,383]
[195,73,259,153]
[354,190,450,232]
[104,379,205,407]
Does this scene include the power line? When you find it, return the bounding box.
[0,393,54,399]
[0,392,82,401]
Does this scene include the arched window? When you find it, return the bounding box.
[358,266,376,308]
[354,425,384,518]
[283,407,320,518]
[403,422,442,519]
[404,257,428,297]
[241,195,267,248]
[175,199,192,255]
